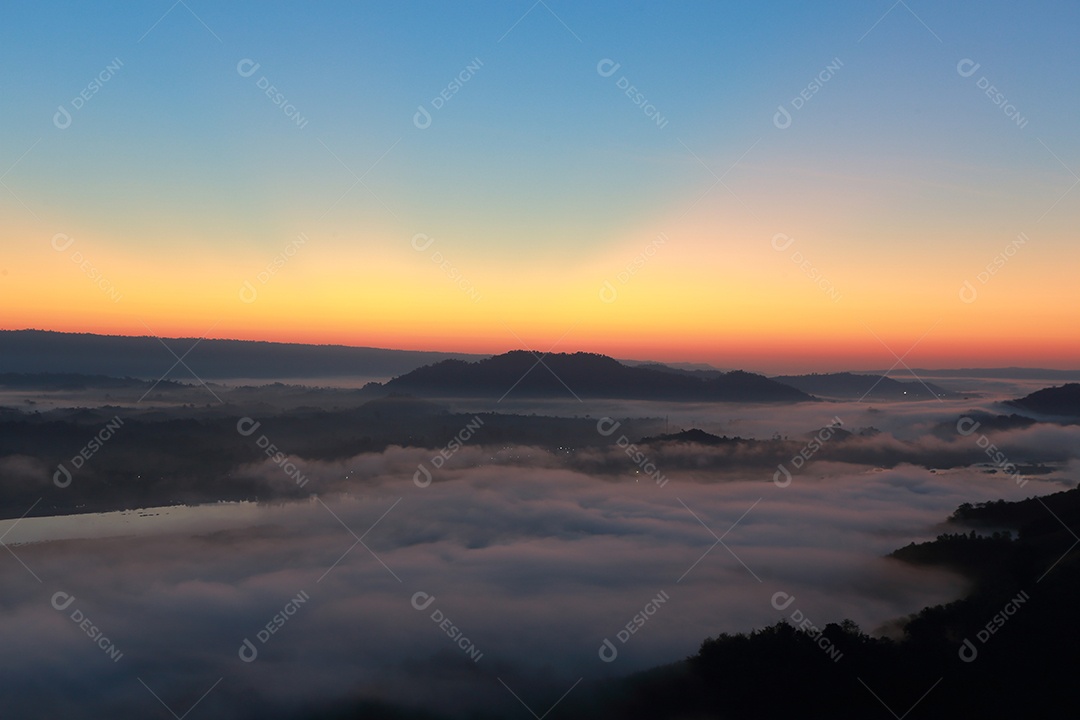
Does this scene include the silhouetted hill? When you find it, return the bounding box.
[309,487,1080,720]
[869,367,1080,381]
[631,362,725,380]
[0,329,484,380]
[771,372,950,400]
[1005,383,1080,418]
[379,351,814,402]
[638,428,737,445]
[626,359,727,372]
[604,487,1080,719]
[951,489,1080,530]
[0,393,670,520]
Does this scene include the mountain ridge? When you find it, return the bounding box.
[1005,383,1080,417]
[0,329,486,379]
[375,351,815,402]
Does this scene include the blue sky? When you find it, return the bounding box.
[4,1,1079,368]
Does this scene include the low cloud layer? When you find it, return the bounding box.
[2,426,1068,719]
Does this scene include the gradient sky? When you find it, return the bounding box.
[3,1,1078,372]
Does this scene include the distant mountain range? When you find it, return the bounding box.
[633,362,726,380]
[771,372,951,400]
[375,351,815,402]
[1006,383,1080,417]
[865,367,1080,381]
[4,330,1074,400]
[627,360,729,375]
[0,330,484,379]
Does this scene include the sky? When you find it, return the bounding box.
[3,0,1079,373]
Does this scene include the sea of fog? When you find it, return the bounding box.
[1,389,1077,718]
[1,467,1070,715]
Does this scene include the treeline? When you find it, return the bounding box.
[569,486,1080,719]
[309,487,1080,720]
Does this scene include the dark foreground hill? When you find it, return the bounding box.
[377,351,814,402]
[566,487,1079,720]
[1005,383,1080,418]
[305,486,1080,720]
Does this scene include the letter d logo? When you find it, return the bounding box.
[414,464,432,488]
[956,59,981,78]
[598,638,618,662]
[411,591,436,611]
[51,233,75,252]
[773,105,792,130]
[959,280,977,304]
[237,58,261,78]
[411,233,435,252]
[596,417,621,437]
[54,463,73,488]
[773,464,792,488]
[239,280,258,304]
[239,638,258,662]
[51,591,76,611]
[413,105,432,130]
[53,105,72,130]
[596,59,621,78]
[956,416,981,437]
[958,638,978,662]
[236,417,261,436]
[771,233,794,252]
[771,591,796,611]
